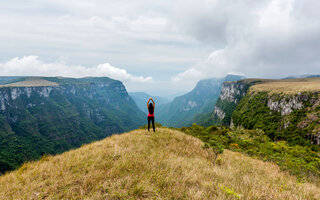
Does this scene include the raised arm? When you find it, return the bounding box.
[147,98,151,108]
[147,98,155,108]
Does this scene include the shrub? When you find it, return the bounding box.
[180,124,320,182]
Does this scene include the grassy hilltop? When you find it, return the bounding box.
[0,128,319,200]
[250,77,320,94]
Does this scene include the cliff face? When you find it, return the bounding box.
[232,91,320,146]
[213,80,253,125]
[232,92,320,145]
[0,77,145,173]
[266,94,306,116]
[219,81,246,103]
[213,78,320,146]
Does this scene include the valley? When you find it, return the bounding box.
[155,75,244,127]
[129,92,169,114]
[0,77,145,173]
[1,75,320,199]
[2,1,319,199]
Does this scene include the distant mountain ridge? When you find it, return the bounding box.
[129,92,169,114]
[0,76,145,173]
[157,75,244,127]
[282,74,320,79]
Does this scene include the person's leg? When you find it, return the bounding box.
[152,117,155,132]
[148,117,150,131]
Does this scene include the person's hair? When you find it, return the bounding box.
[148,103,154,114]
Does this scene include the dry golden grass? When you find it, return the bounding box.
[0,78,58,87]
[0,128,319,199]
[250,77,320,94]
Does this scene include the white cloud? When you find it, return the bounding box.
[171,68,204,82]
[171,0,320,85]
[0,0,204,82]
[0,56,152,83]
[1,0,320,95]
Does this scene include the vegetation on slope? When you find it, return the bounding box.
[211,77,314,126]
[1,128,320,199]
[232,90,320,146]
[193,112,215,127]
[180,124,320,184]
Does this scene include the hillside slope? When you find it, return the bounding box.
[1,128,319,200]
[157,75,243,127]
[0,77,146,173]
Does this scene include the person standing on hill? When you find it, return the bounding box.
[147,97,155,132]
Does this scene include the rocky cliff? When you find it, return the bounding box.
[213,77,320,146]
[212,79,259,125]
[0,77,145,173]
[233,90,320,146]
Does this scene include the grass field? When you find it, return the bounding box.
[0,77,58,87]
[250,77,320,94]
[0,128,319,199]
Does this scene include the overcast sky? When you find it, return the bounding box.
[0,0,320,96]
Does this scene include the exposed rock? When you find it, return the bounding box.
[26,87,32,98]
[214,106,225,120]
[26,103,36,108]
[230,118,234,127]
[183,100,198,111]
[11,88,22,100]
[219,82,246,103]
[213,80,251,125]
[1,99,5,111]
[267,96,304,115]
[0,82,131,112]
[283,121,290,129]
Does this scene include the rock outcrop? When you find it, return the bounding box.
[214,106,225,120]
[219,81,246,103]
[267,94,306,116]
[232,89,320,145]
[213,78,320,146]
[212,80,253,125]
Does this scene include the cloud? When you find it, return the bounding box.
[0,0,203,82]
[1,0,320,95]
[0,56,152,83]
[171,68,204,83]
[171,0,320,83]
